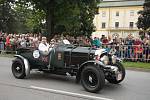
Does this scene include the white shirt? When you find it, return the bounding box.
[38,42,50,52]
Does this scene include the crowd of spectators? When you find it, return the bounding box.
[0,33,41,51]
[0,32,150,62]
[90,34,150,62]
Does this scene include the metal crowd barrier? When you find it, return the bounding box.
[0,42,150,62]
[0,42,17,54]
[102,44,150,62]
[0,42,4,51]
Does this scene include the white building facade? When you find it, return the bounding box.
[93,0,145,39]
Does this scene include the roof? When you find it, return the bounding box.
[98,0,145,8]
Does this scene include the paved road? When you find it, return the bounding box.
[0,57,150,100]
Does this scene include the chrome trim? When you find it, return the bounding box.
[105,65,118,73]
[14,55,30,77]
[116,57,122,62]
[112,55,117,64]
[100,55,109,65]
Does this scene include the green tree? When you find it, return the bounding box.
[0,0,28,33]
[77,0,98,37]
[14,0,45,33]
[0,0,17,33]
[23,0,99,39]
[137,9,150,32]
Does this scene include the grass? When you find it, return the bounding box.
[122,61,150,70]
[0,54,15,58]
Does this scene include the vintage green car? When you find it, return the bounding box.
[11,41,125,93]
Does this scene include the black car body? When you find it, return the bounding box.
[12,41,125,93]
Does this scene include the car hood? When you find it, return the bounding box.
[71,47,95,54]
[71,47,107,56]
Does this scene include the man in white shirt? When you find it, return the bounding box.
[38,37,50,55]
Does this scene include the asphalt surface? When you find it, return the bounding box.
[0,57,150,100]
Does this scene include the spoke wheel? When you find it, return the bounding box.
[12,58,26,79]
[81,66,105,93]
[83,71,98,88]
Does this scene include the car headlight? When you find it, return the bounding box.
[112,55,117,64]
[100,55,109,65]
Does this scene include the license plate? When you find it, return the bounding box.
[117,73,122,81]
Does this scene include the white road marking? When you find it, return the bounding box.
[30,86,113,100]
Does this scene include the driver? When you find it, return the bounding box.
[38,37,50,55]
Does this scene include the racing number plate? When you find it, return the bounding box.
[58,53,62,60]
[117,72,122,81]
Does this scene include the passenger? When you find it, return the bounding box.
[38,37,51,55]
[50,39,56,47]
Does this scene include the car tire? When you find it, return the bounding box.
[12,58,26,79]
[107,62,125,84]
[81,65,105,93]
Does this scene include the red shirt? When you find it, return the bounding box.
[102,39,108,44]
[134,40,142,45]
[6,36,10,46]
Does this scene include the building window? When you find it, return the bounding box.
[102,22,106,28]
[115,22,119,28]
[116,11,119,16]
[102,11,106,17]
[130,10,134,16]
[129,22,134,28]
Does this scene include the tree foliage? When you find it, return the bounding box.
[0,0,17,33]
[77,0,98,37]
[0,0,100,38]
[23,0,99,38]
[137,9,150,32]
[13,0,45,33]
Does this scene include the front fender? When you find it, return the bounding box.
[76,60,105,83]
[80,60,105,68]
[14,55,30,77]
